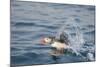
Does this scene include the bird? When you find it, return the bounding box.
[41,32,70,55]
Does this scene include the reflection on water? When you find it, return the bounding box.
[11,0,95,66]
[52,55,59,63]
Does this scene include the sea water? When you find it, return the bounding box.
[11,0,95,66]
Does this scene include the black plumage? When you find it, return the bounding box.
[60,32,69,45]
[48,32,69,45]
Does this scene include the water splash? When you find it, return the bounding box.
[56,18,84,49]
[66,26,84,56]
[87,53,94,61]
[68,23,94,61]
[55,17,95,61]
[55,17,85,55]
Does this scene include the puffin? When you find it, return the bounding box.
[41,32,70,55]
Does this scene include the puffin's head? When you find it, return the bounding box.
[41,36,55,45]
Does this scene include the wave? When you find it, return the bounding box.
[14,22,58,29]
[15,22,36,26]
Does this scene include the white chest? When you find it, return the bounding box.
[51,42,67,49]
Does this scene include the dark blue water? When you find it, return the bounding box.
[11,0,95,66]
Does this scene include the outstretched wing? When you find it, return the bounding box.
[60,32,69,45]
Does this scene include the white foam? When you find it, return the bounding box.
[87,53,94,61]
[55,17,94,60]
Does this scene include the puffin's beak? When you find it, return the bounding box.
[41,38,46,45]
